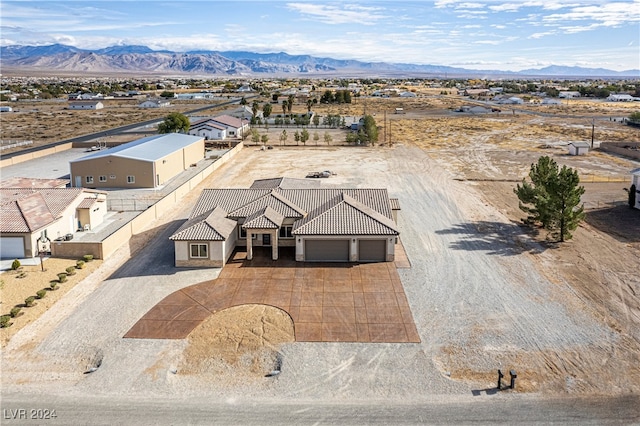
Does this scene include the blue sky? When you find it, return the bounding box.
[1,1,639,71]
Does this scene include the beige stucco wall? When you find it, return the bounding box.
[70,138,204,189]
[71,156,155,188]
[56,141,244,260]
[0,142,73,168]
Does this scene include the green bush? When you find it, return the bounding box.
[57,272,68,283]
[83,254,94,262]
[65,266,76,276]
[36,289,47,299]
[50,280,59,290]
[11,259,21,270]
[10,307,21,318]
[76,260,85,269]
[24,296,35,307]
[0,315,12,328]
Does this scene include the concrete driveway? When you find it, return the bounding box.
[125,247,420,343]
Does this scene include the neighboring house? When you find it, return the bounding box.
[0,106,13,112]
[70,134,204,189]
[457,105,492,114]
[0,177,68,189]
[541,98,562,105]
[206,114,249,138]
[215,105,258,120]
[631,168,640,210]
[138,98,171,108]
[607,94,635,102]
[399,91,417,97]
[568,142,590,156]
[68,101,104,110]
[188,119,227,140]
[559,91,581,98]
[0,186,107,259]
[170,177,401,267]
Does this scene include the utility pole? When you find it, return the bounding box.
[591,119,595,148]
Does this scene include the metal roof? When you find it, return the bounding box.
[70,134,203,164]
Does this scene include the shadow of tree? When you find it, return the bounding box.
[436,220,549,256]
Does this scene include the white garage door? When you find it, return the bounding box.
[1,237,25,259]
[358,240,386,262]
[304,240,349,262]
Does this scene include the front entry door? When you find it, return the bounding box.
[262,234,271,246]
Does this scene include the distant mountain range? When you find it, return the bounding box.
[1,44,638,78]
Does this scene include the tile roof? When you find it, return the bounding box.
[250,177,322,189]
[170,179,399,241]
[0,188,84,233]
[0,177,69,189]
[242,206,284,229]
[77,198,97,209]
[292,193,399,236]
[210,114,243,128]
[390,198,401,210]
[170,206,236,241]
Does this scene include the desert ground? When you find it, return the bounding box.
[1,93,639,405]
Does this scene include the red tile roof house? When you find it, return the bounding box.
[170,178,400,267]
[192,114,249,139]
[0,180,107,259]
[188,119,227,140]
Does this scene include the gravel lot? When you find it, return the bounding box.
[2,144,637,401]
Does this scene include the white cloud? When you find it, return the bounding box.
[286,3,387,25]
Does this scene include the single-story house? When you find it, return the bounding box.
[139,98,171,108]
[559,91,581,99]
[203,114,249,138]
[0,106,13,112]
[541,98,562,105]
[399,91,417,97]
[568,142,590,156]
[457,105,492,114]
[68,101,104,110]
[170,177,401,267]
[607,94,635,102]
[0,185,107,258]
[188,119,228,140]
[70,134,204,189]
[631,168,640,210]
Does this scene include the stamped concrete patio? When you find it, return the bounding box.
[125,247,419,343]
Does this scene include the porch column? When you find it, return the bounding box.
[272,230,278,261]
[246,231,253,260]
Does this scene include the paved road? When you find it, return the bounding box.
[1,393,638,425]
[1,97,254,159]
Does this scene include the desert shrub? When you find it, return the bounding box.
[0,315,12,328]
[76,260,85,269]
[36,289,47,299]
[16,271,26,279]
[10,307,21,318]
[25,296,35,307]
[57,272,68,283]
[11,259,20,270]
[50,280,59,290]
[65,266,76,276]
[83,254,94,262]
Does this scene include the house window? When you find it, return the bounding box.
[127,175,135,184]
[99,175,107,182]
[239,227,257,239]
[279,226,293,238]
[85,176,94,184]
[189,243,208,258]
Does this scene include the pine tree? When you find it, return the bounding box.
[514,156,585,242]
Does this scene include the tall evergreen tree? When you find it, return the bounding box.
[514,156,585,242]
